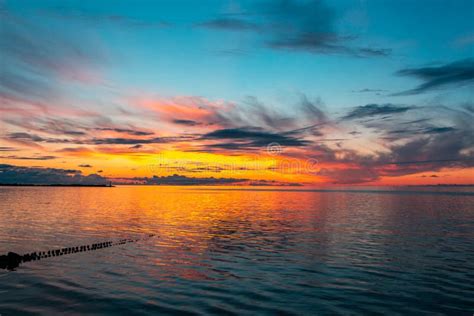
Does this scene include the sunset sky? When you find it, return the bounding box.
[1,0,473,185]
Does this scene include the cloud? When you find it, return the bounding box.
[7,132,45,142]
[122,174,249,185]
[87,136,193,145]
[0,147,17,152]
[0,9,106,105]
[304,103,474,183]
[56,147,93,154]
[78,164,93,168]
[39,8,170,28]
[0,164,107,185]
[136,96,233,128]
[352,88,386,93]
[198,18,260,31]
[172,119,201,126]
[116,174,294,186]
[385,126,456,138]
[299,95,328,123]
[394,59,474,95]
[454,33,474,47]
[318,126,473,183]
[423,127,456,134]
[0,155,56,160]
[136,94,328,133]
[4,131,193,146]
[202,127,310,150]
[198,0,390,57]
[342,103,413,120]
[95,128,154,136]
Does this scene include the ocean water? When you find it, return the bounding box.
[0,185,473,315]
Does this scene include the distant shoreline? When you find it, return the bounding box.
[0,183,114,187]
[0,183,473,188]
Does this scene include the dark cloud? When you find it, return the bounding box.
[78,164,92,168]
[222,95,328,134]
[306,104,474,183]
[56,147,92,153]
[202,127,310,150]
[0,164,107,185]
[259,0,389,56]
[342,104,413,120]
[0,155,56,160]
[240,96,297,129]
[120,174,249,185]
[62,130,86,136]
[199,0,390,57]
[4,132,193,146]
[198,18,260,31]
[7,132,45,142]
[3,116,91,138]
[424,127,456,134]
[352,88,386,93]
[317,128,473,183]
[385,126,456,138]
[95,128,154,136]
[119,174,294,186]
[401,118,431,125]
[299,95,328,123]
[172,119,201,126]
[88,136,192,145]
[0,146,17,151]
[394,59,474,95]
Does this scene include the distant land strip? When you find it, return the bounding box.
[0,183,114,187]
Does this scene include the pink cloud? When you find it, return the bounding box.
[134,96,236,128]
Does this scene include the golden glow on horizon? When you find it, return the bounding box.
[2,144,474,185]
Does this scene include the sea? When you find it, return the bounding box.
[1,185,473,315]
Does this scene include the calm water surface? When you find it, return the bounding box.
[1,186,473,315]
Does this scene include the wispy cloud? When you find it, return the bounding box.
[0,146,17,152]
[94,128,154,136]
[202,127,310,151]
[0,155,56,160]
[394,59,474,95]
[198,0,390,57]
[197,18,260,31]
[0,9,106,99]
[342,104,414,120]
[39,8,170,28]
[351,88,387,93]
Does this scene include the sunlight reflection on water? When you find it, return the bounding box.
[1,186,473,314]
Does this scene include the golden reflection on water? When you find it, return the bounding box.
[1,186,474,314]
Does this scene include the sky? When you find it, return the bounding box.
[0,0,473,185]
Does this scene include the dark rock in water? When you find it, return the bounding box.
[1,234,156,270]
[0,252,23,270]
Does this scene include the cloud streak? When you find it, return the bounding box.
[394,59,474,95]
[198,0,390,57]
[342,104,414,120]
